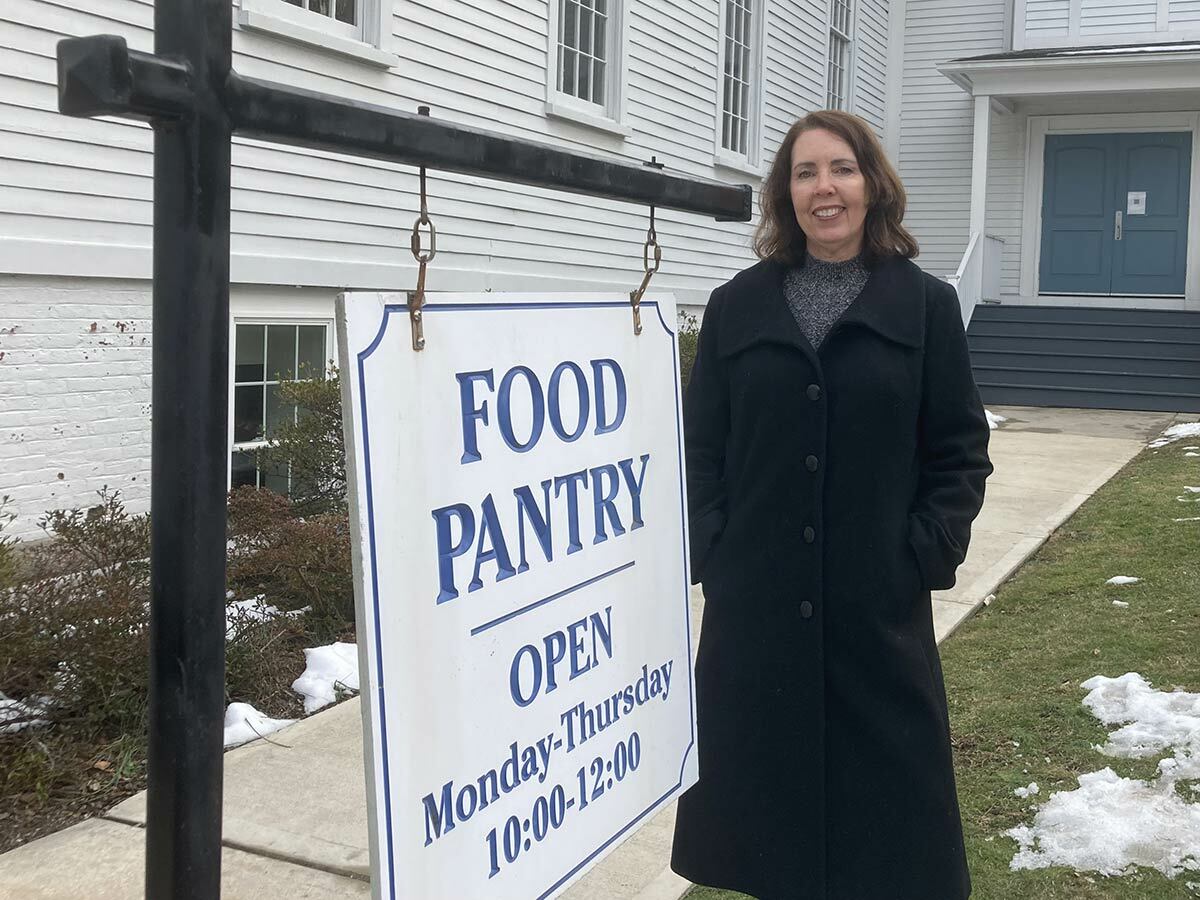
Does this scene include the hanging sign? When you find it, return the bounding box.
[336,293,697,900]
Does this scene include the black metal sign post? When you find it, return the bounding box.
[55,1,750,896]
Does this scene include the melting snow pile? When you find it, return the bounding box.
[1105,576,1140,586]
[225,594,307,639]
[0,691,47,734]
[292,642,360,713]
[1150,423,1200,448]
[1007,673,1200,877]
[986,410,1007,430]
[223,702,295,749]
[1015,782,1040,798]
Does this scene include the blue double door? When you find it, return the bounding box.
[1040,131,1192,296]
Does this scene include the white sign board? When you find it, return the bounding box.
[1127,191,1147,215]
[337,293,698,900]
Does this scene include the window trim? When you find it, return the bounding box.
[713,0,768,175]
[825,0,858,112]
[228,315,336,492]
[545,0,630,137]
[236,0,398,69]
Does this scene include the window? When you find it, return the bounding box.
[547,0,628,132]
[719,0,761,161]
[558,0,610,106]
[826,0,854,111]
[278,0,360,40]
[231,322,329,493]
[236,0,396,68]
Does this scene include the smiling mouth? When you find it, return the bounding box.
[813,207,844,220]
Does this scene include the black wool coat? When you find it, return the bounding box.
[670,255,993,900]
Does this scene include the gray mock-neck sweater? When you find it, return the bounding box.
[783,252,869,349]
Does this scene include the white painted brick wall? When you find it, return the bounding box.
[0,276,153,540]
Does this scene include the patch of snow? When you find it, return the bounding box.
[1007,673,1200,878]
[1105,576,1140,586]
[1174,517,1200,523]
[1150,423,1200,448]
[225,596,306,639]
[1014,782,1040,798]
[292,642,360,714]
[1188,453,1200,458]
[986,410,1007,430]
[1184,487,1200,493]
[1008,768,1200,877]
[0,691,48,734]
[1112,600,1129,608]
[223,702,295,749]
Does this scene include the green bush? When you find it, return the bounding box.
[0,489,151,740]
[226,486,355,641]
[678,309,700,391]
[255,368,346,516]
[0,496,18,589]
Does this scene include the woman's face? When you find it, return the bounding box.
[789,127,869,262]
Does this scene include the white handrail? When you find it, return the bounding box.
[947,231,983,328]
[947,232,1004,328]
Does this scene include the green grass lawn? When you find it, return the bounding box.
[686,436,1200,900]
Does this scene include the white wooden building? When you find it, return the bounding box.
[894,0,1200,412]
[0,0,893,538]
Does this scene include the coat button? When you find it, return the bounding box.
[803,526,815,543]
[805,454,819,472]
[799,601,814,619]
[806,384,821,401]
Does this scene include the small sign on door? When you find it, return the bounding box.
[1127,191,1147,215]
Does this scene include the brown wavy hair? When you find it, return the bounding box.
[753,110,918,265]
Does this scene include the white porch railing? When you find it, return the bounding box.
[947,233,1004,328]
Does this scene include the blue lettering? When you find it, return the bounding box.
[497,365,545,453]
[543,630,567,694]
[589,464,625,544]
[510,645,542,707]
[456,370,494,464]
[469,494,516,592]
[431,503,475,603]
[568,617,592,679]
[455,783,478,822]
[591,358,627,435]
[553,469,589,554]
[548,361,589,442]
[513,480,553,573]
[590,606,613,660]
[618,454,651,529]
[421,782,455,846]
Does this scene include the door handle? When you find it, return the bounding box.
[1115,210,1123,241]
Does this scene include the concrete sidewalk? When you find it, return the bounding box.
[0,406,1186,900]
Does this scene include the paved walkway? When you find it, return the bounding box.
[0,406,1187,900]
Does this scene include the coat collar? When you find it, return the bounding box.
[717,256,925,361]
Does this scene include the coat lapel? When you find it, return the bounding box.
[831,255,925,350]
[715,256,926,365]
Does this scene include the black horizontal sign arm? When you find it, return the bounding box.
[57,34,753,222]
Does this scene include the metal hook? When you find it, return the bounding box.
[409,105,435,351]
[630,157,665,336]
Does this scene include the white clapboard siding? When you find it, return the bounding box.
[1080,0,1157,35]
[761,0,828,155]
[1025,0,1070,36]
[0,0,848,304]
[854,0,889,136]
[1171,0,1200,25]
[897,0,1008,279]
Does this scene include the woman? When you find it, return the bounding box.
[670,110,992,900]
